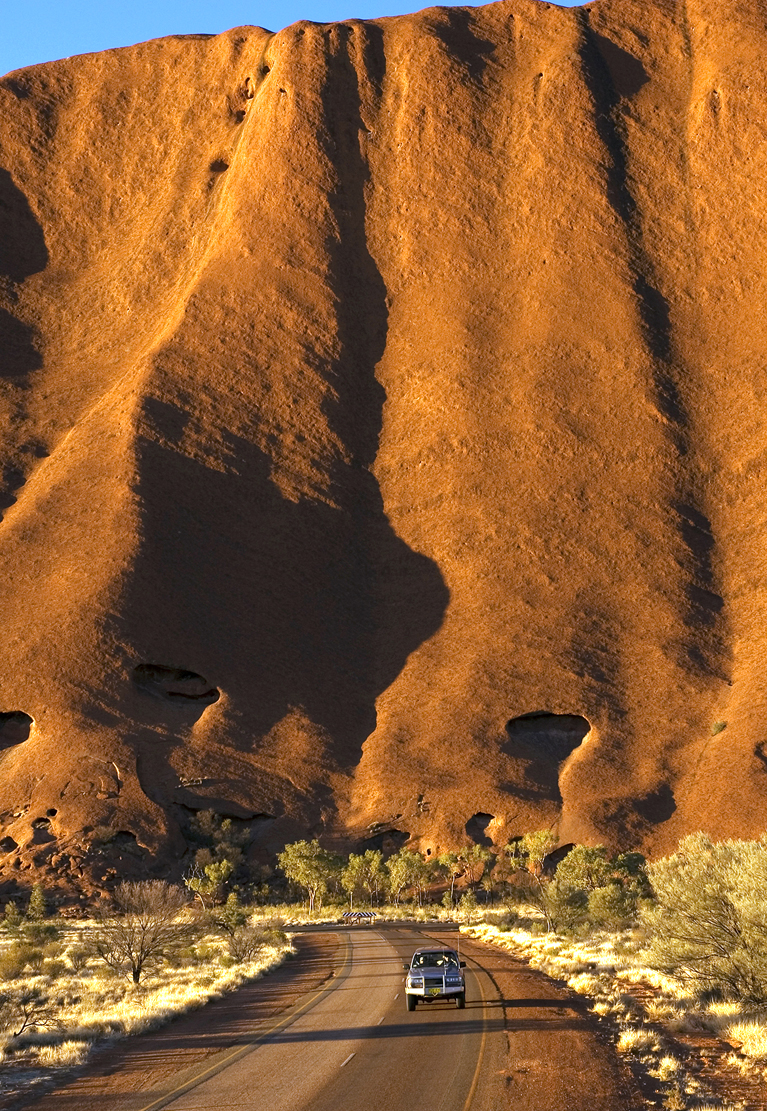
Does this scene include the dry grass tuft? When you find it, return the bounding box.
[617,1027,659,1055]
[725,1018,767,1060]
[0,916,291,1097]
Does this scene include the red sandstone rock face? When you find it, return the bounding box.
[0,0,765,893]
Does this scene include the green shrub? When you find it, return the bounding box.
[23,922,60,945]
[542,879,588,933]
[587,883,640,929]
[555,845,613,892]
[644,832,767,1004]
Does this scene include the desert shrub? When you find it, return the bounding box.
[0,951,26,981]
[68,947,91,972]
[23,922,60,945]
[588,882,641,929]
[89,880,198,983]
[43,959,67,979]
[226,925,281,963]
[482,909,518,931]
[550,845,648,931]
[7,944,46,973]
[644,832,767,1004]
[542,879,588,933]
[0,987,60,1038]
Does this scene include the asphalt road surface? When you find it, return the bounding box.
[20,923,641,1111]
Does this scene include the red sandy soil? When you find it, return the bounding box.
[0,0,765,892]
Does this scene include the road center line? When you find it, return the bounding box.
[340,1053,355,1067]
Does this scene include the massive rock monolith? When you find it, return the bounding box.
[0,0,765,892]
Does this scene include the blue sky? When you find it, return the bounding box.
[1,0,581,78]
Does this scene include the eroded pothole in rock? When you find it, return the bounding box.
[0,712,33,746]
[504,712,591,760]
[503,712,591,801]
[133,665,220,705]
[465,812,494,847]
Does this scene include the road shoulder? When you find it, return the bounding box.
[424,926,645,1111]
[12,931,340,1111]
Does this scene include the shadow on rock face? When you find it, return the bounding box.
[126,433,448,775]
[0,169,47,377]
[114,26,450,814]
[0,169,49,282]
[465,812,494,847]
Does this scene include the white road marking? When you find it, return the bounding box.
[340,1053,356,1068]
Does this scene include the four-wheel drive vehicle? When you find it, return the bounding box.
[404,947,466,1010]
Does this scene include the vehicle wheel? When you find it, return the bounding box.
[455,993,466,1009]
[406,994,417,1011]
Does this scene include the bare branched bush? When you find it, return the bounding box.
[89,881,198,983]
[226,926,273,963]
[0,987,61,1038]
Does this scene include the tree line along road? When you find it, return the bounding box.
[20,923,643,1111]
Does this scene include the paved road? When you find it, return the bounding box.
[142,924,494,1111]
[20,923,641,1111]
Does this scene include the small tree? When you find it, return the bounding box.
[341,854,367,909]
[214,891,248,936]
[543,878,588,933]
[89,881,196,984]
[458,889,477,924]
[437,852,461,905]
[26,884,47,922]
[3,901,20,931]
[386,851,411,905]
[507,829,558,929]
[644,833,767,1004]
[184,859,234,908]
[278,840,336,914]
[456,844,492,890]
